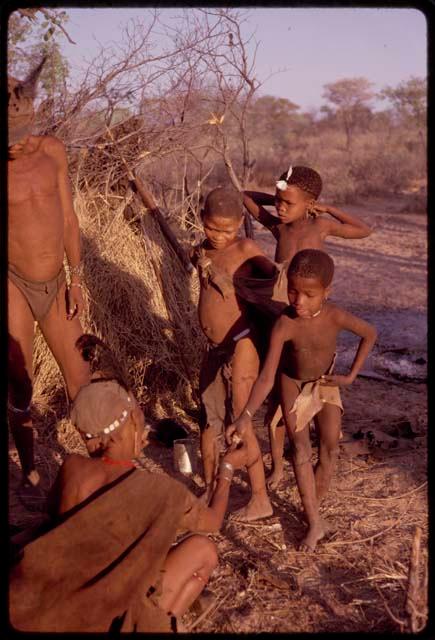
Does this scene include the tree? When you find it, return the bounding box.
[322,77,374,150]
[379,76,426,129]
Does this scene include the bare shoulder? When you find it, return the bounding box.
[238,237,263,256]
[274,311,295,338]
[40,135,67,162]
[312,215,331,232]
[326,302,359,326]
[60,453,91,476]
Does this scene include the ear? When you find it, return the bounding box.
[20,56,47,99]
[237,215,244,230]
[324,285,332,300]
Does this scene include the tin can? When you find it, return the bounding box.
[173,438,196,475]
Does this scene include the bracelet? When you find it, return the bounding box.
[220,461,234,474]
[244,408,253,418]
[69,282,84,289]
[68,263,84,278]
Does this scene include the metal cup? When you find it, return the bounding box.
[173,438,196,476]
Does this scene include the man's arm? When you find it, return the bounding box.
[313,203,372,239]
[322,308,377,386]
[51,137,85,317]
[243,192,280,233]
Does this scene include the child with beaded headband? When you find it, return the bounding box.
[242,164,373,489]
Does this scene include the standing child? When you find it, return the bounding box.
[243,165,373,488]
[226,249,377,551]
[191,186,275,521]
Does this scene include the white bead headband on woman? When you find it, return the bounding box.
[84,395,132,439]
[276,164,293,191]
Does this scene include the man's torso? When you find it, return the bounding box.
[8,136,65,282]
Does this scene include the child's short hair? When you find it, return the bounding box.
[203,187,244,219]
[288,249,334,287]
[278,165,322,199]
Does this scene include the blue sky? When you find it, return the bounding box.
[56,7,426,112]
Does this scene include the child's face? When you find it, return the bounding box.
[275,185,312,224]
[287,273,330,318]
[202,213,243,250]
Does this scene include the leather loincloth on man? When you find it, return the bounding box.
[8,265,66,322]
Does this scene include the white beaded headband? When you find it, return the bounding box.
[276,164,293,191]
[84,395,132,439]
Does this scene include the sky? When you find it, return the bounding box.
[49,7,427,112]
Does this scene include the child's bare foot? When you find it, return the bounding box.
[298,519,328,552]
[231,496,273,522]
[266,466,284,490]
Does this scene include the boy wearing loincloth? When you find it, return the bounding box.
[191,186,274,521]
[8,59,90,490]
[243,165,372,488]
[10,335,253,632]
[227,249,377,552]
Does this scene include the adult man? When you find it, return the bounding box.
[8,58,90,489]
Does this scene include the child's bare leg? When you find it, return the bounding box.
[313,404,341,503]
[231,337,272,521]
[157,535,218,618]
[281,373,326,552]
[200,426,219,502]
[267,406,286,490]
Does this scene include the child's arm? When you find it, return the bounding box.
[313,203,372,239]
[226,316,288,442]
[243,191,280,233]
[322,309,377,386]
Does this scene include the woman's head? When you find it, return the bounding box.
[71,334,148,456]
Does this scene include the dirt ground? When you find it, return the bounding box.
[8,196,427,632]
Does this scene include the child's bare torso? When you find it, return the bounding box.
[8,136,65,282]
[274,217,325,263]
[280,303,340,380]
[197,239,256,345]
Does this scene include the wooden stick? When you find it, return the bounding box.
[406,526,423,632]
[133,176,193,274]
[104,126,192,274]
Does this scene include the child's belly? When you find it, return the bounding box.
[198,289,250,345]
[280,344,337,381]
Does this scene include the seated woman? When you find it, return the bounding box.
[10,335,252,633]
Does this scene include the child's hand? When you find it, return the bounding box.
[320,373,354,386]
[309,202,330,216]
[225,415,251,445]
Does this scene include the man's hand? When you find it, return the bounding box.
[225,414,251,445]
[320,373,354,387]
[67,284,85,320]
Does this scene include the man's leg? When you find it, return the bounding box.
[38,280,90,401]
[8,279,38,485]
[157,535,218,618]
[280,373,326,552]
[313,403,341,503]
[231,337,273,521]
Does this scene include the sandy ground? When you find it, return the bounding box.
[9,196,427,632]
